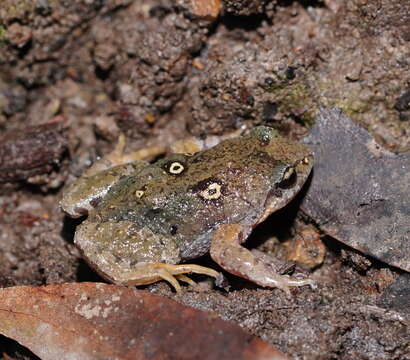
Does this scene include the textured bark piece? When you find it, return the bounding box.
[378,273,410,314]
[0,123,67,182]
[302,108,410,271]
[0,283,288,360]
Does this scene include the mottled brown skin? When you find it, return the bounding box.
[61,127,314,294]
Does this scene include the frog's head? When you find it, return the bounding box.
[249,126,314,224]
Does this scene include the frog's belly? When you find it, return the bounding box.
[178,229,213,261]
[176,212,262,261]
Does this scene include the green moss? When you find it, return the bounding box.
[328,97,372,118]
[0,0,39,24]
[4,1,36,16]
[263,78,318,127]
[0,24,6,63]
[0,25,6,41]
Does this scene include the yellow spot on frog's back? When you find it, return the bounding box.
[302,157,310,165]
[135,190,144,198]
[199,182,222,200]
[169,162,185,175]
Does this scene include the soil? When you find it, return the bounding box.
[0,0,409,359]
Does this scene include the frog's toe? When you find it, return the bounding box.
[270,275,316,297]
[126,263,218,292]
[102,261,219,292]
[159,274,198,292]
[157,267,182,293]
[163,264,220,279]
[175,275,197,287]
[158,263,219,292]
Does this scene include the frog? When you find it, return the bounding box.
[61,127,315,295]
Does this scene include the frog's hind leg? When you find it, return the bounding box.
[210,224,316,296]
[75,219,219,293]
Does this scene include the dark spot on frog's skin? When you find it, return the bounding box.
[170,225,178,235]
[144,208,163,221]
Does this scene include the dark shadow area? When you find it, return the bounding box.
[60,216,106,282]
[94,65,112,81]
[221,13,270,31]
[76,258,107,283]
[60,215,84,244]
[278,0,326,9]
[0,335,40,360]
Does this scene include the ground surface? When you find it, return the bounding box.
[0,0,409,359]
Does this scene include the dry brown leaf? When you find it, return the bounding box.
[0,282,288,360]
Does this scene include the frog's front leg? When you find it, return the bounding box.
[210,224,316,296]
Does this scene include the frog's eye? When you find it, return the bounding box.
[278,166,297,188]
[164,161,186,175]
[199,182,222,200]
